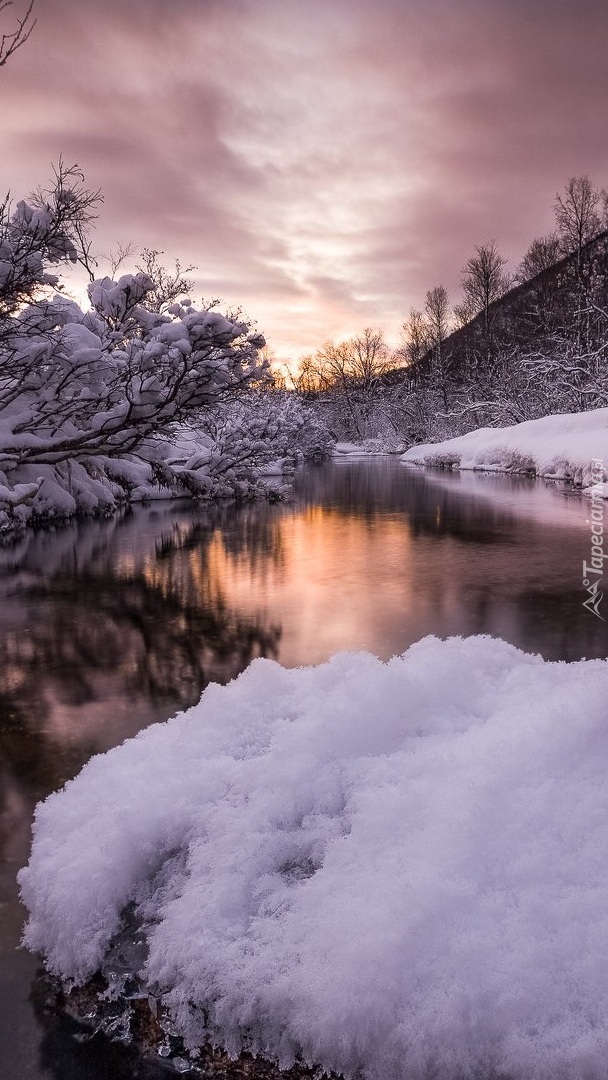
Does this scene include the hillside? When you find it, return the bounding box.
[407,229,608,389]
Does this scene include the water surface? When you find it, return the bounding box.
[1,458,606,1078]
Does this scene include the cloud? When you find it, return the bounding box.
[1,0,607,359]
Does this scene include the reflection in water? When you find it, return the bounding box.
[217,461,607,666]
[0,503,283,1080]
[0,508,282,751]
[1,459,606,1080]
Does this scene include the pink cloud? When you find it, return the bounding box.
[1,0,607,362]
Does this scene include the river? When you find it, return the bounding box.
[1,457,606,1078]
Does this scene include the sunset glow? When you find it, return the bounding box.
[1,0,607,364]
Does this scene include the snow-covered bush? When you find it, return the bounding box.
[0,165,280,531]
[248,388,334,463]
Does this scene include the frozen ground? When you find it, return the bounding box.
[19,635,608,1080]
[401,407,608,494]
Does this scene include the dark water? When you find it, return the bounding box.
[1,458,606,1078]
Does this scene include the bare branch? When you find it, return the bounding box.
[0,1,36,67]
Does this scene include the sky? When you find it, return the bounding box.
[1,0,608,367]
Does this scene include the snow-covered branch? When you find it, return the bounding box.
[0,167,294,531]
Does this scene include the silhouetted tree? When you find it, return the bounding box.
[457,241,511,368]
[518,234,562,282]
[400,308,430,377]
[553,176,608,348]
[554,176,605,266]
[425,286,451,407]
[305,329,395,440]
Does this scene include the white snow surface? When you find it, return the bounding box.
[333,441,370,456]
[19,635,608,1080]
[401,407,608,491]
[332,438,403,457]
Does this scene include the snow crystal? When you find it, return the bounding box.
[19,636,608,1080]
[402,407,608,491]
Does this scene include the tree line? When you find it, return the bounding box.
[287,176,608,446]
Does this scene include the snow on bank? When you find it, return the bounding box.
[332,438,405,457]
[333,441,370,456]
[19,636,608,1080]
[0,427,289,535]
[401,407,608,492]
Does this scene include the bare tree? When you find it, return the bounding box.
[348,327,391,387]
[311,340,363,436]
[400,308,430,376]
[0,0,35,67]
[290,355,321,395]
[303,330,395,440]
[515,234,563,336]
[460,241,510,318]
[105,241,135,279]
[458,241,511,366]
[518,234,562,282]
[425,287,450,343]
[424,286,451,407]
[554,176,605,266]
[553,176,608,348]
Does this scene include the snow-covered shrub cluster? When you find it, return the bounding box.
[20,635,608,1080]
[0,166,308,532]
[401,406,608,491]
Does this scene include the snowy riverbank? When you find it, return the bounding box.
[400,407,608,494]
[333,439,404,458]
[0,432,289,537]
[20,634,608,1080]
[0,426,295,536]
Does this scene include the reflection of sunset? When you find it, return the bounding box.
[0,460,601,780]
[206,506,420,663]
[0,512,280,762]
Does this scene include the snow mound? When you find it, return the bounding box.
[19,636,608,1080]
[332,441,369,456]
[584,480,608,499]
[401,407,608,491]
[332,439,401,457]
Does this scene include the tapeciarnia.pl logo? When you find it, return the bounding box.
[582,458,606,621]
